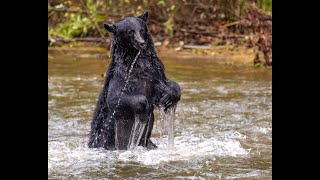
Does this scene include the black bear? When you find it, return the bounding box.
[88,11,181,150]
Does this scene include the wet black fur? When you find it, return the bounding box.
[88,11,181,150]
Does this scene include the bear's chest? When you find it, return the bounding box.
[127,71,155,95]
[114,57,161,102]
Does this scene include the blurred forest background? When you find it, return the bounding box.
[48,0,272,66]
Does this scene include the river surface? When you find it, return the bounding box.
[48,52,272,179]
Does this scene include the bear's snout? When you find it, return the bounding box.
[134,33,146,49]
[139,42,146,49]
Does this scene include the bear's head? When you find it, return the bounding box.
[104,11,149,50]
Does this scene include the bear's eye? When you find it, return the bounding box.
[127,29,134,35]
[140,29,145,35]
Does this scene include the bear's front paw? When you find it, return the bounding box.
[159,94,173,110]
[168,81,181,102]
[159,86,179,109]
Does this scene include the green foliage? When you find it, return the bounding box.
[86,0,105,22]
[163,4,176,38]
[254,62,263,68]
[48,0,106,39]
[49,0,272,39]
[49,13,94,38]
[262,0,272,13]
[157,0,166,7]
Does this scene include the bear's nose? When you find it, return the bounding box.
[139,42,145,47]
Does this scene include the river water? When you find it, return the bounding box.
[48,52,272,179]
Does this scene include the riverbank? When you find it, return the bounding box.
[48,41,259,65]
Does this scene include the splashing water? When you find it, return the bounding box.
[158,107,166,142]
[127,115,147,150]
[110,50,141,149]
[157,105,177,149]
[166,105,177,149]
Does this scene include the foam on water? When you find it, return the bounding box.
[48,130,249,175]
[124,136,248,165]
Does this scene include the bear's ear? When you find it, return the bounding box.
[103,23,116,33]
[137,10,148,22]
